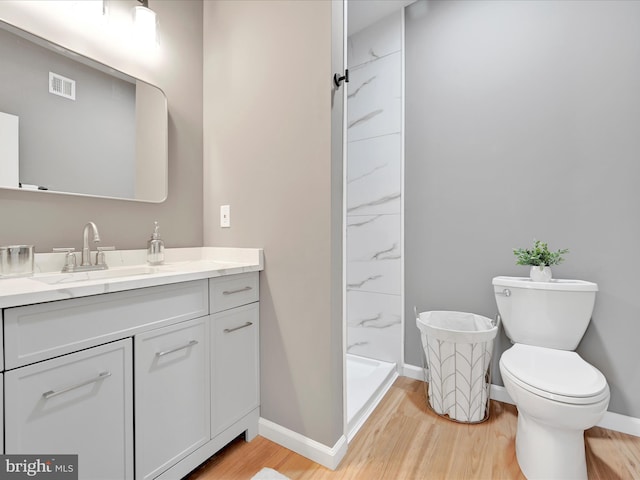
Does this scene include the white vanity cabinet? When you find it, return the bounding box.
[0,269,261,480]
[134,317,210,480]
[4,339,134,480]
[209,273,260,437]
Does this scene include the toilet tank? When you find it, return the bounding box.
[493,276,598,350]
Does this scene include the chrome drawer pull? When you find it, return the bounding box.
[156,340,199,357]
[43,371,112,400]
[224,322,253,334]
[222,286,252,295]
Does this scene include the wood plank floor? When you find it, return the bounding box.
[186,377,640,480]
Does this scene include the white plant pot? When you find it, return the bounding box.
[530,266,552,282]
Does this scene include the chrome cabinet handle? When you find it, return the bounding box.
[496,288,511,297]
[224,322,253,334]
[42,371,111,400]
[222,286,252,295]
[156,340,198,357]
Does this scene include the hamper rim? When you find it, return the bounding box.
[417,310,497,336]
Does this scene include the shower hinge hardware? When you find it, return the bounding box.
[333,69,349,88]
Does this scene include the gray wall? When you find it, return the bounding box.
[203,0,344,448]
[0,0,203,251]
[405,0,640,418]
[0,26,135,198]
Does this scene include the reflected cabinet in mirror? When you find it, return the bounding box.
[0,20,167,202]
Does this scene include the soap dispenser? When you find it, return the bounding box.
[147,221,165,265]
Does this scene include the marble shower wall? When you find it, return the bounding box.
[346,12,402,365]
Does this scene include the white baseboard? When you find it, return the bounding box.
[489,384,514,405]
[598,410,640,438]
[402,363,425,381]
[258,418,347,470]
[402,363,640,438]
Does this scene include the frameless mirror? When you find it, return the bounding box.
[0,20,167,202]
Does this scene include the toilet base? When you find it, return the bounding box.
[516,411,587,480]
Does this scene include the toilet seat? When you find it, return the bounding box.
[501,344,608,405]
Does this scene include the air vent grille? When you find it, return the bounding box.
[49,72,76,100]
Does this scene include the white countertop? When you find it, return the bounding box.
[0,247,263,308]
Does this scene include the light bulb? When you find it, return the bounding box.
[133,5,156,46]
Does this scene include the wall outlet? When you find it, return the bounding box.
[220,205,230,228]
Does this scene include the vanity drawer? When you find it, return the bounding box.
[209,272,259,313]
[4,279,209,369]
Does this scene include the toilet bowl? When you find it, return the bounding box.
[500,344,609,479]
[493,276,610,480]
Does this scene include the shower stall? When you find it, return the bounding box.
[345,6,405,440]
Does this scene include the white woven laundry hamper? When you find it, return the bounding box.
[416,310,498,423]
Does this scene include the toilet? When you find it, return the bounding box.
[493,276,610,480]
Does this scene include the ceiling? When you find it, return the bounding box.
[348,0,416,36]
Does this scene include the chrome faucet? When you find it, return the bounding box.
[53,221,114,273]
[82,221,101,266]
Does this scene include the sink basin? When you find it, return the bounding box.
[34,265,166,285]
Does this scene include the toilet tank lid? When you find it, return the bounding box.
[492,276,598,292]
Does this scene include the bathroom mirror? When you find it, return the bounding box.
[0,20,167,202]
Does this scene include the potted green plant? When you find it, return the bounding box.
[513,240,569,282]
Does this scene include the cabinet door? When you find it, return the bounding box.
[5,339,133,480]
[1,313,4,370]
[211,303,259,436]
[0,373,3,454]
[135,317,210,480]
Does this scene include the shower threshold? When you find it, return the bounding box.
[346,354,397,441]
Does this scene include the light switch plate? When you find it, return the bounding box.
[220,205,230,228]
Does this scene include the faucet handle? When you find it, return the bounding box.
[53,247,75,253]
[96,246,115,267]
[53,248,77,271]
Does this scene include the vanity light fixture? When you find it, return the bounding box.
[133,0,157,45]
